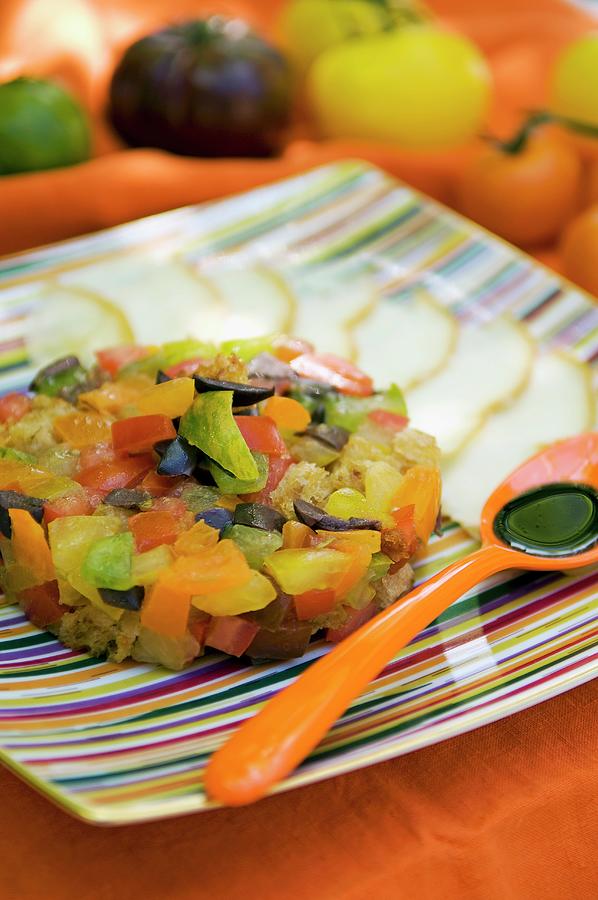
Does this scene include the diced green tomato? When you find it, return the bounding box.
[325,487,369,520]
[263,547,352,594]
[219,334,276,361]
[179,484,221,515]
[209,451,268,495]
[81,532,134,590]
[222,524,283,569]
[131,544,174,585]
[36,446,79,477]
[323,383,407,432]
[191,570,276,616]
[367,551,393,583]
[365,461,403,520]
[179,392,258,481]
[0,446,35,464]
[287,435,340,466]
[48,514,123,578]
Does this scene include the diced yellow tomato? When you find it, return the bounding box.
[174,520,220,555]
[130,544,175,585]
[54,412,111,448]
[327,537,372,601]
[316,529,381,554]
[282,520,317,548]
[263,547,352,595]
[79,375,153,416]
[191,570,276,616]
[261,395,311,432]
[391,465,441,543]
[161,540,252,595]
[325,487,369,520]
[136,377,195,419]
[141,580,191,638]
[0,459,79,500]
[48,514,123,578]
[365,461,403,520]
[9,509,55,584]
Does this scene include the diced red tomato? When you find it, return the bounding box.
[205,615,259,657]
[140,469,184,498]
[245,454,292,503]
[44,492,92,524]
[18,581,66,628]
[151,496,191,525]
[272,336,314,363]
[165,357,209,378]
[95,345,154,376]
[326,601,377,642]
[233,415,287,456]
[0,392,31,423]
[77,442,119,472]
[294,589,337,620]
[290,353,374,397]
[367,410,409,431]
[129,510,181,553]
[112,415,176,454]
[76,455,154,491]
[188,617,210,647]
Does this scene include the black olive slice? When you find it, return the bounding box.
[233,502,286,532]
[0,490,44,538]
[302,423,350,451]
[99,586,145,611]
[156,436,199,477]
[293,499,381,532]
[195,507,234,533]
[104,489,151,510]
[193,375,274,406]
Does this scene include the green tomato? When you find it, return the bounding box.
[551,35,598,128]
[308,25,491,148]
[0,77,91,175]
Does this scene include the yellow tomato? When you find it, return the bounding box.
[307,25,491,148]
[551,35,598,128]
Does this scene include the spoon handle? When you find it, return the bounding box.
[204,544,513,806]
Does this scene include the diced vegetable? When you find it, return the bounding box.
[54,411,111,448]
[392,464,441,543]
[264,547,351,594]
[0,393,31,423]
[29,356,88,399]
[82,532,134,590]
[323,383,406,432]
[205,615,260,656]
[122,338,216,379]
[137,377,195,418]
[96,345,155,376]
[246,619,313,660]
[367,551,393,582]
[191,569,276,616]
[140,580,191,639]
[179,392,258,481]
[303,423,349,450]
[244,455,293,503]
[367,409,409,431]
[272,335,314,363]
[48,514,123,579]
[281,520,315,549]
[174,520,220,554]
[233,414,287,456]
[194,375,274,406]
[156,436,199,477]
[129,510,180,552]
[77,455,154,491]
[294,499,381,532]
[247,352,295,381]
[293,588,337,620]
[381,505,419,563]
[178,484,220,515]
[287,434,340,466]
[0,446,35,464]
[44,491,92,524]
[99,585,144,610]
[326,601,377,642]
[79,376,152,416]
[233,502,286,532]
[223,523,283,569]
[0,490,44,537]
[131,543,175,584]
[325,488,369,521]
[139,469,181,497]
[365,461,404,521]
[290,352,373,397]
[261,395,310,432]
[220,335,276,362]
[18,581,65,628]
[160,540,252,595]
[104,488,151,510]
[209,451,268,494]
[194,508,234,536]
[10,509,55,583]
[317,529,382,555]
[327,537,372,600]
[112,415,176,454]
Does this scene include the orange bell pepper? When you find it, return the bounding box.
[129,510,181,553]
[112,415,177,454]
[9,508,55,583]
[161,540,252,595]
[54,411,111,448]
[282,520,317,549]
[391,465,441,544]
[140,579,191,639]
[136,377,195,419]
[174,520,220,555]
[261,396,311,433]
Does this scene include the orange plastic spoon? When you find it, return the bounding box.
[204,433,598,806]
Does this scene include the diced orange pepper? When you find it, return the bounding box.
[112,415,176,454]
[140,579,191,638]
[129,510,181,553]
[282,520,318,548]
[391,465,441,543]
[261,395,311,432]
[161,540,251,595]
[136,377,195,418]
[9,509,55,583]
[328,538,372,601]
[54,411,111,448]
[174,520,220,555]
[79,376,153,416]
[293,589,337,620]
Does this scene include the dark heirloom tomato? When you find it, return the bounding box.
[108,18,292,158]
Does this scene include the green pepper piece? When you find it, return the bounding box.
[81,532,134,590]
[179,391,258,481]
[219,334,276,362]
[209,451,268,494]
[0,447,35,464]
[222,524,283,570]
[323,383,407,432]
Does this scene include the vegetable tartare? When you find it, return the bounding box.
[0,335,440,670]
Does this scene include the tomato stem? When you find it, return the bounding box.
[497,110,598,155]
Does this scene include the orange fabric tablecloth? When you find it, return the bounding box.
[1,2,598,897]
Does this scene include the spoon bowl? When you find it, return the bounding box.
[205,433,598,806]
